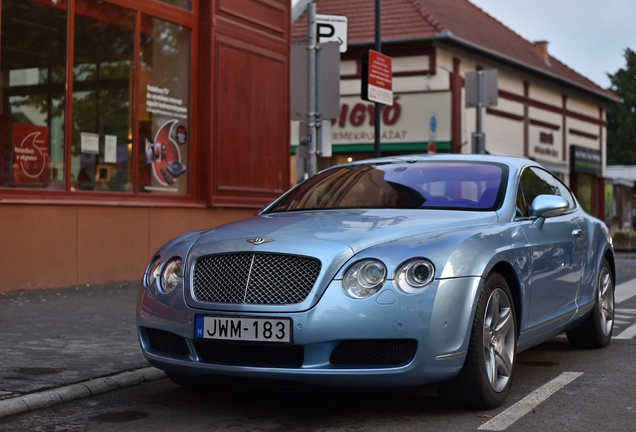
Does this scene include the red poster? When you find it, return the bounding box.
[12,123,50,186]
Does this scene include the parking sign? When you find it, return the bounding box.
[316,14,348,53]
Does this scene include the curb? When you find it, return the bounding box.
[0,367,166,419]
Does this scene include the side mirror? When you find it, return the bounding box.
[530,194,569,229]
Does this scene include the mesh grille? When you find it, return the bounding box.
[330,340,418,366]
[146,328,190,357]
[193,253,321,304]
[194,341,304,367]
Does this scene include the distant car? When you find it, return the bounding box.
[137,154,615,409]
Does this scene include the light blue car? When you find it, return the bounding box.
[137,154,614,409]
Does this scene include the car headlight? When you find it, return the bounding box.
[159,257,183,294]
[146,256,161,288]
[342,259,387,299]
[395,259,435,294]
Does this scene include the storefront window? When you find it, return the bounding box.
[156,0,192,11]
[0,0,67,190]
[0,0,193,198]
[72,0,135,192]
[577,174,597,216]
[138,15,191,195]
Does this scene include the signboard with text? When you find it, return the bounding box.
[316,14,348,53]
[361,50,393,106]
[12,123,50,185]
[570,145,602,175]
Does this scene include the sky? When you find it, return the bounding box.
[469,0,636,90]
[292,0,636,90]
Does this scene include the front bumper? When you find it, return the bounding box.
[136,276,482,387]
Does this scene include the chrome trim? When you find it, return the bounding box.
[246,238,275,245]
[434,351,468,360]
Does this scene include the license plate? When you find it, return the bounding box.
[195,315,292,343]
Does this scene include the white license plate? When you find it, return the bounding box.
[195,316,292,343]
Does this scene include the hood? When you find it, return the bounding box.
[192,209,499,257]
[182,209,499,313]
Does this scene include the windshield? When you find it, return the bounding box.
[268,161,507,212]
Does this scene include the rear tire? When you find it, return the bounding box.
[438,272,517,409]
[566,258,614,349]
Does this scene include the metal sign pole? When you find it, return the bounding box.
[373,0,381,158]
[472,70,485,154]
[477,70,483,139]
[307,2,318,176]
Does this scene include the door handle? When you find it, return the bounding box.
[572,229,583,238]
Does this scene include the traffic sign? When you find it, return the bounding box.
[362,50,393,106]
[316,14,348,53]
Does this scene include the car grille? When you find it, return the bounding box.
[192,253,322,304]
[146,328,190,357]
[330,340,418,366]
[194,341,304,367]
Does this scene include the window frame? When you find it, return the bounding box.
[0,0,199,207]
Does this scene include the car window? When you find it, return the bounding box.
[516,186,528,218]
[268,162,507,212]
[554,177,577,209]
[517,166,572,218]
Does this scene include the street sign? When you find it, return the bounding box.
[316,14,348,53]
[290,41,340,121]
[465,69,498,108]
[361,50,393,106]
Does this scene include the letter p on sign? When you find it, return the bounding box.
[316,14,348,53]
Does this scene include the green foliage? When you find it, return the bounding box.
[607,48,636,165]
[613,229,636,251]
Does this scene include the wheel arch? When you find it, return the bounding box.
[488,261,522,336]
[603,249,616,289]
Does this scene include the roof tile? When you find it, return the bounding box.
[293,0,617,101]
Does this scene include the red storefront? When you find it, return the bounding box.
[0,0,291,292]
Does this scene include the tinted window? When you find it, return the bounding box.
[268,162,506,212]
[517,167,570,217]
[554,177,577,209]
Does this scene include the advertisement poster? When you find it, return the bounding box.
[12,123,50,185]
[144,119,186,189]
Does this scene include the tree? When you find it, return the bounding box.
[607,48,636,165]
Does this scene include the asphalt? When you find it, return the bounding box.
[0,281,165,419]
[1,251,636,419]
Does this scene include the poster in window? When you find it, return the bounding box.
[144,119,186,187]
[12,123,50,186]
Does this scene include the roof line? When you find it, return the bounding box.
[405,0,446,33]
[349,32,619,103]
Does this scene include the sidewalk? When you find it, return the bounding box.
[0,282,164,417]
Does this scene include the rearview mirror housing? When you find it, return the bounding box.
[530,195,569,229]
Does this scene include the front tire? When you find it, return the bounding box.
[566,258,614,349]
[438,272,517,409]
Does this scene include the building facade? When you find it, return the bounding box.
[0,0,291,292]
[292,0,619,220]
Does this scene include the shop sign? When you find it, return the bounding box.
[570,145,601,175]
[329,92,451,148]
[12,123,50,185]
[531,127,560,161]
